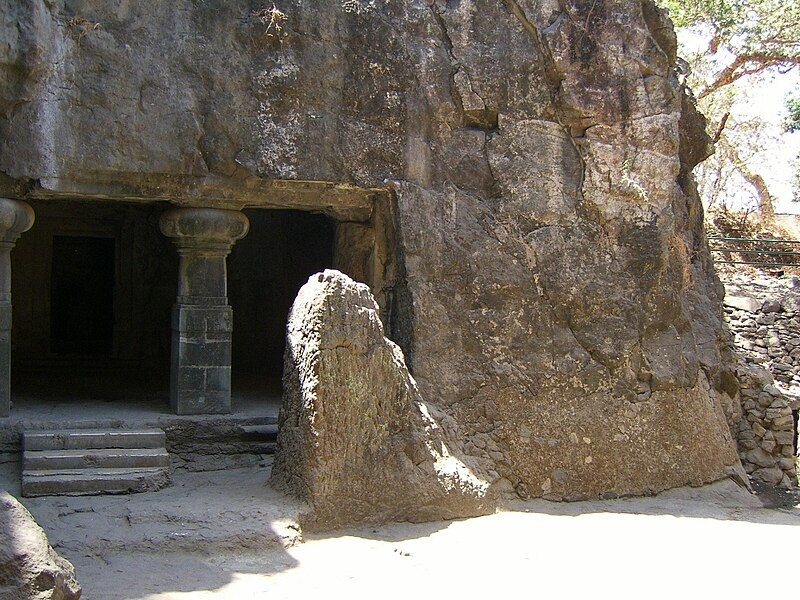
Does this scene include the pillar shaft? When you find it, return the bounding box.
[160,208,249,415]
[0,199,35,418]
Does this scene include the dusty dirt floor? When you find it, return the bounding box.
[3,459,800,600]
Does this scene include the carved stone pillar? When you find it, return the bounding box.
[160,208,249,415]
[0,199,34,417]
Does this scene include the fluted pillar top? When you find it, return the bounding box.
[159,207,249,253]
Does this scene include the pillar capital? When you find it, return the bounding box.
[0,198,35,245]
[159,208,249,255]
[160,208,249,307]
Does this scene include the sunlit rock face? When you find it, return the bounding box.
[272,270,492,530]
[1,0,743,504]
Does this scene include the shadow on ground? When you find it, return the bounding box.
[0,461,301,600]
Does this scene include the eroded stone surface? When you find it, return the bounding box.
[1,1,744,502]
[0,491,81,600]
[271,270,492,529]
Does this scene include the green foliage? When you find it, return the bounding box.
[665,0,746,35]
[786,93,800,133]
[658,0,800,217]
[785,94,800,202]
[792,158,800,202]
[664,0,799,56]
[662,0,799,98]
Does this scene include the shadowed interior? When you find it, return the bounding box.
[229,209,335,396]
[9,200,335,412]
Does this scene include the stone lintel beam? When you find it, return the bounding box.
[0,199,35,417]
[10,174,380,222]
[160,208,249,415]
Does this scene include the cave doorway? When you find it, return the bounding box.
[228,209,335,409]
[10,199,176,411]
[49,235,116,356]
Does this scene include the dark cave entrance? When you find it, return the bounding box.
[10,203,336,412]
[11,199,176,406]
[49,235,116,356]
[228,209,335,399]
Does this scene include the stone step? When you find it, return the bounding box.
[21,467,172,497]
[239,424,279,439]
[23,429,166,451]
[23,448,171,471]
[20,428,172,497]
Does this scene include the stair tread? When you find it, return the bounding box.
[21,466,172,497]
[25,448,169,458]
[23,428,166,450]
[239,424,278,435]
[23,447,170,470]
[24,466,168,478]
[24,428,165,436]
[20,428,172,496]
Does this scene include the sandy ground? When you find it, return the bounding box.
[4,461,800,600]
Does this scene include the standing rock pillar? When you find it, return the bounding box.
[160,208,249,415]
[0,199,34,418]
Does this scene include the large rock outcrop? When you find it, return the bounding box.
[271,270,492,529]
[0,492,81,600]
[1,0,745,504]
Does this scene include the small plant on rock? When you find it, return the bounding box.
[66,16,101,44]
[253,3,288,40]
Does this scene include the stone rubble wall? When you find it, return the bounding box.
[725,295,800,389]
[723,292,799,487]
[734,362,797,487]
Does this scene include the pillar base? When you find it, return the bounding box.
[170,304,233,415]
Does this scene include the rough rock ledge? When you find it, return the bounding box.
[0,491,81,600]
[271,270,494,530]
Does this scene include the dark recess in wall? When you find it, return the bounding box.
[228,209,335,387]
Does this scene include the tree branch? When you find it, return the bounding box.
[712,112,730,143]
[697,53,800,99]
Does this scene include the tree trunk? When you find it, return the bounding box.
[740,163,775,222]
[719,137,776,222]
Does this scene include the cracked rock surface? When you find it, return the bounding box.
[1,0,743,502]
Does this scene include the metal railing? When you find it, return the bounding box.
[708,235,800,267]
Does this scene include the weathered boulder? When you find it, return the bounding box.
[271,270,492,529]
[0,492,81,600]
